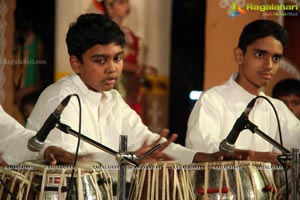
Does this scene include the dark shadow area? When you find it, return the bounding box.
[15,0,55,89]
[169,0,206,145]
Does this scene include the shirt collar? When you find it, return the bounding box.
[70,74,113,104]
[229,73,267,100]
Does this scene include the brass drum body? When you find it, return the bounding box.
[188,161,278,200]
[18,160,113,200]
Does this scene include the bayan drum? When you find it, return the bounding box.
[128,161,195,200]
[0,166,31,200]
[187,161,278,200]
[18,160,113,200]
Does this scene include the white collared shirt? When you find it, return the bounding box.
[186,73,300,153]
[27,74,196,168]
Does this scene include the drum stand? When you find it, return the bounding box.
[290,148,299,200]
[245,120,300,199]
[56,122,162,200]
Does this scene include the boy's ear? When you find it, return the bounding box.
[234,47,244,65]
[69,56,81,73]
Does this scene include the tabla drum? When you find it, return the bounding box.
[187,161,278,200]
[17,160,113,200]
[128,161,195,200]
[0,166,31,200]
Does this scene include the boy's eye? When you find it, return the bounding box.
[292,100,300,106]
[272,55,281,63]
[255,51,264,58]
[95,59,105,64]
[114,56,123,63]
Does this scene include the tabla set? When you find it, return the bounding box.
[0,160,113,200]
[0,160,288,200]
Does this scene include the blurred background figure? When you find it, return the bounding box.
[96,0,156,117]
[272,78,300,119]
[19,91,40,124]
[13,10,43,124]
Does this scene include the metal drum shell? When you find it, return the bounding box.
[187,160,278,200]
[17,160,113,200]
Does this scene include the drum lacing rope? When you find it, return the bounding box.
[261,163,277,200]
[91,168,101,200]
[180,164,194,199]
[132,163,146,200]
[219,163,224,198]
[1,170,16,199]
[39,167,47,199]
[0,168,28,200]
[0,169,5,195]
[78,168,84,199]
[235,160,244,200]
[186,164,196,199]
[150,162,156,199]
[224,162,231,198]
[102,168,113,199]
[58,169,66,198]
[180,163,194,199]
[173,166,183,200]
[129,162,193,200]
[203,162,208,199]
[248,162,258,200]
[10,175,18,199]
[20,169,31,200]
[162,163,167,200]
[17,170,30,200]
[137,165,145,200]
[153,163,159,199]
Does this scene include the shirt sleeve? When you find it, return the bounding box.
[275,100,300,150]
[186,91,225,153]
[0,106,40,165]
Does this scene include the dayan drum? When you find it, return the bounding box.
[18,160,113,200]
[187,161,278,200]
[128,161,195,200]
[0,166,31,200]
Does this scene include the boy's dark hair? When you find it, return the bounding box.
[238,19,288,53]
[66,13,125,63]
[20,91,41,117]
[272,79,300,98]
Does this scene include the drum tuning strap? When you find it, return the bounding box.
[263,185,277,193]
[0,177,17,200]
[198,186,229,194]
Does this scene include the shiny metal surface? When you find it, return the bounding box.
[17,160,113,200]
[188,161,277,200]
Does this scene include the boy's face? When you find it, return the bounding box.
[279,94,300,119]
[110,0,130,19]
[235,36,283,95]
[70,43,124,92]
